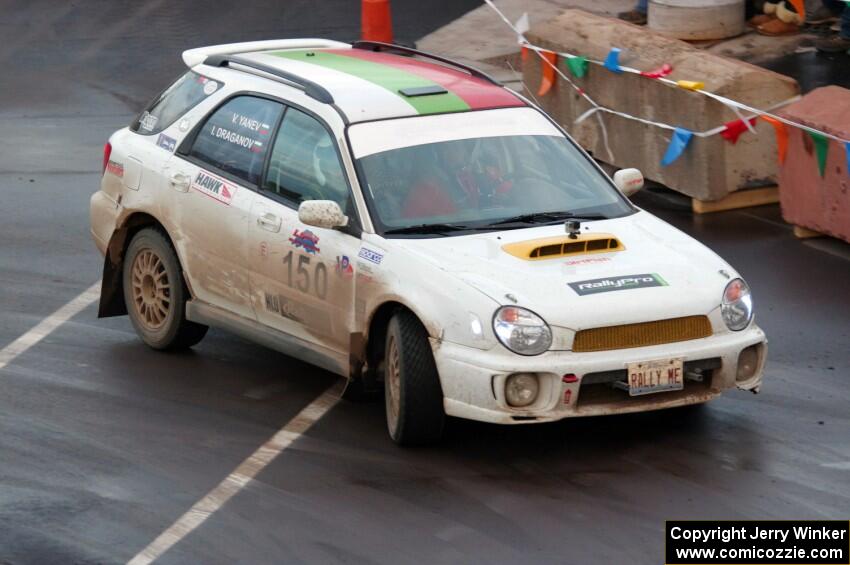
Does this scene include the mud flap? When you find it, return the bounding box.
[97,232,128,318]
[342,331,382,401]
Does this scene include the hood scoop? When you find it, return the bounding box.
[502,233,624,261]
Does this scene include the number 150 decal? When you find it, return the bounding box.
[282,250,328,299]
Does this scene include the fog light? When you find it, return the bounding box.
[737,344,760,381]
[505,373,540,407]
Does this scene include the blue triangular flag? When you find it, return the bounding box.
[604,48,623,74]
[845,142,850,177]
[661,127,694,166]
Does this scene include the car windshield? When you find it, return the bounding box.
[348,108,634,236]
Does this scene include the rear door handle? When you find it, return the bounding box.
[257,212,282,233]
[169,172,191,192]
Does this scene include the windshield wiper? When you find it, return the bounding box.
[384,223,470,235]
[487,211,609,227]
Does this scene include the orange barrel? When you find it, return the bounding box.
[361,0,393,43]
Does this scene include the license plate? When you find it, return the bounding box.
[626,358,684,396]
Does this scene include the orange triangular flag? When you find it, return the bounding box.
[537,50,558,97]
[521,45,528,62]
[761,116,788,165]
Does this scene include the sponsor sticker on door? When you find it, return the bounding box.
[358,247,383,265]
[156,133,177,152]
[568,273,667,296]
[191,170,236,205]
[289,229,320,254]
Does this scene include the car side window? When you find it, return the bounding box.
[262,108,351,213]
[133,71,223,135]
[189,96,283,186]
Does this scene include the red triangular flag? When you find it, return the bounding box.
[720,117,757,145]
[640,63,673,79]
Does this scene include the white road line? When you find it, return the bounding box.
[0,282,101,371]
[1,280,343,563]
[127,382,344,565]
[821,461,850,471]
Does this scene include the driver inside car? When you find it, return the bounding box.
[476,150,514,205]
[402,140,480,218]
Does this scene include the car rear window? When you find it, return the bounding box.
[131,71,222,135]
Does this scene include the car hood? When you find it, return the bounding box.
[396,211,734,331]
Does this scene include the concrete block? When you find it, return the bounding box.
[523,9,800,201]
[778,86,850,244]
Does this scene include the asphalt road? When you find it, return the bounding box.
[1,2,848,564]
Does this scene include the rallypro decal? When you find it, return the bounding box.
[569,273,668,296]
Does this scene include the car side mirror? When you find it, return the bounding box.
[298,200,349,229]
[613,168,644,197]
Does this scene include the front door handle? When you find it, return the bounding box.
[257,212,282,233]
[169,172,191,192]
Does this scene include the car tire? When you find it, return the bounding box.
[384,310,445,445]
[122,228,208,350]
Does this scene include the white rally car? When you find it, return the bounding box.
[90,39,766,444]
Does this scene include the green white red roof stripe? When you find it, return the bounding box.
[269,48,524,116]
[329,49,525,111]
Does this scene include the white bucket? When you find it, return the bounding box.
[648,0,746,40]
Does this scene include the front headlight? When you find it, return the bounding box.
[493,306,552,355]
[722,278,753,331]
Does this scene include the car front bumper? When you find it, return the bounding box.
[432,324,767,424]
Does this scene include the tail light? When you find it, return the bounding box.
[102,142,112,176]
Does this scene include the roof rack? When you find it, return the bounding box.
[183,39,349,67]
[352,41,502,86]
[204,54,335,104]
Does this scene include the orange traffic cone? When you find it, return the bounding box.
[361,0,393,43]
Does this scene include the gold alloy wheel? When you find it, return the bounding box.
[130,248,171,330]
[386,334,401,435]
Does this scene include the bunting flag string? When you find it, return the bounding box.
[530,38,786,139]
[481,0,850,175]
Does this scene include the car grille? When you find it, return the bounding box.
[572,315,712,352]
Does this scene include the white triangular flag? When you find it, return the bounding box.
[514,12,530,38]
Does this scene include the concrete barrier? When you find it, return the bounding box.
[778,86,850,243]
[523,9,800,202]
